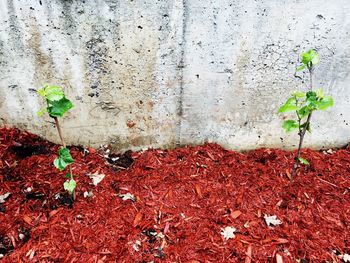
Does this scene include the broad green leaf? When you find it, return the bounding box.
[58,147,74,163]
[297,106,311,119]
[54,157,68,170]
[45,86,64,101]
[316,88,325,99]
[292,91,306,98]
[47,97,73,117]
[306,91,317,99]
[53,148,74,171]
[301,49,319,66]
[296,65,306,72]
[278,104,298,113]
[306,91,318,108]
[37,85,64,101]
[301,52,311,65]
[317,96,334,110]
[278,98,298,113]
[298,157,310,165]
[282,120,299,132]
[64,179,76,194]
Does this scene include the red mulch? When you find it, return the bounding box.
[0,127,349,262]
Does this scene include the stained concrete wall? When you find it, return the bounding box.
[1,0,350,151]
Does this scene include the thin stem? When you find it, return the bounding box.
[291,113,312,178]
[309,65,313,91]
[295,98,302,135]
[54,117,75,198]
[54,117,66,148]
[291,67,313,178]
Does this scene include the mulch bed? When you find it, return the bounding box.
[0,127,349,262]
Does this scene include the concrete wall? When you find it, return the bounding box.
[1,0,350,151]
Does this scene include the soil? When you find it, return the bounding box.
[0,127,349,262]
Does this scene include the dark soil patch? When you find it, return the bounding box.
[106,150,134,169]
[10,143,49,159]
[0,127,349,262]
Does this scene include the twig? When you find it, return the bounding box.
[245,244,253,263]
[318,178,338,188]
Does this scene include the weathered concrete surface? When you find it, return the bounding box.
[0,0,350,151]
[180,0,350,150]
[0,0,184,151]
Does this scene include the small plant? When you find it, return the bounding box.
[278,49,333,178]
[37,85,76,197]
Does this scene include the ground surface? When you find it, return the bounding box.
[0,128,349,262]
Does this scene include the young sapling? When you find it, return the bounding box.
[37,85,76,197]
[278,49,334,178]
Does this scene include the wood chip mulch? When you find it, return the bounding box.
[0,127,349,262]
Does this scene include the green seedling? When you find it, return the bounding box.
[278,49,333,178]
[37,84,76,197]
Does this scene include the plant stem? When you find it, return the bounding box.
[291,67,313,178]
[291,113,312,178]
[309,65,313,91]
[54,117,66,148]
[54,117,75,198]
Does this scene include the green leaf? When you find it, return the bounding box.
[54,158,67,170]
[316,88,325,99]
[298,157,310,165]
[297,106,311,119]
[64,179,76,194]
[301,49,319,66]
[282,120,299,132]
[37,85,64,101]
[292,91,306,98]
[37,85,73,118]
[65,173,72,179]
[301,52,311,65]
[306,91,317,99]
[306,91,318,108]
[296,65,306,72]
[310,50,320,65]
[317,96,334,110]
[37,88,46,97]
[47,97,73,117]
[37,107,47,116]
[278,98,298,113]
[53,148,74,171]
[58,148,74,163]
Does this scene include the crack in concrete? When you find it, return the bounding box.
[176,0,187,147]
